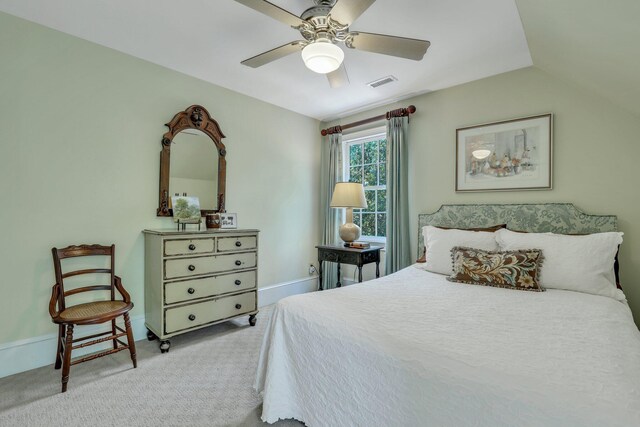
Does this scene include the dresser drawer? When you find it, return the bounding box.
[165,270,257,304]
[165,291,256,334]
[218,236,257,252]
[164,238,215,257]
[164,252,257,279]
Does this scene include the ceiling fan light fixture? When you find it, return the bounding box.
[301,40,344,74]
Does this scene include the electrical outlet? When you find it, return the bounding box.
[308,264,318,275]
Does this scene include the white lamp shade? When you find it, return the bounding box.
[301,40,344,74]
[330,182,367,208]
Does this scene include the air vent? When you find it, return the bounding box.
[367,75,398,88]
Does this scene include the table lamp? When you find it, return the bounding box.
[330,182,367,243]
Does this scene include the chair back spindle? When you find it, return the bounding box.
[52,244,117,312]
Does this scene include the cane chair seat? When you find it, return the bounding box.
[57,301,132,323]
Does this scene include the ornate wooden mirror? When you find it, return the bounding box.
[157,105,226,216]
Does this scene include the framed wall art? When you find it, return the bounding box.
[455,113,553,192]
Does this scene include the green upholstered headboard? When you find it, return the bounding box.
[417,203,617,257]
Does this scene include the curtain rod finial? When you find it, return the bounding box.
[320,125,343,136]
[408,105,416,114]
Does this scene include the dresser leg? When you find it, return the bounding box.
[336,263,341,288]
[318,260,323,291]
[159,340,171,353]
[146,329,157,341]
[249,314,257,326]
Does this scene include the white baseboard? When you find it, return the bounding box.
[0,276,317,379]
[336,276,383,287]
[258,276,318,307]
[0,315,147,379]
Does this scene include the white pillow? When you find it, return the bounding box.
[495,229,624,300]
[423,226,499,275]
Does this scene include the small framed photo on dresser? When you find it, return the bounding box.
[220,213,237,229]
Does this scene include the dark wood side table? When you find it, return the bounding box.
[316,245,381,290]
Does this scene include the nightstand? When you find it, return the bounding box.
[316,245,381,290]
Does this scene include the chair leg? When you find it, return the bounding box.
[61,324,74,393]
[55,324,64,370]
[123,312,137,369]
[111,319,118,350]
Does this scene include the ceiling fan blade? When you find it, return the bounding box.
[241,41,306,68]
[329,0,376,26]
[327,64,350,88]
[347,32,430,60]
[234,0,305,28]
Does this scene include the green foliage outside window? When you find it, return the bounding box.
[349,167,362,184]
[363,141,377,164]
[349,144,362,166]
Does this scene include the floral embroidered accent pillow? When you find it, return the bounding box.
[447,246,545,292]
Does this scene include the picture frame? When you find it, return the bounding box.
[220,213,237,229]
[171,195,202,223]
[455,113,553,192]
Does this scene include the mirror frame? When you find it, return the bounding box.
[157,105,226,217]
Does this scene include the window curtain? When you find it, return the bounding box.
[319,132,343,290]
[385,116,411,274]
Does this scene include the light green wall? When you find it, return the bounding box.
[326,67,640,325]
[515,0,640,117]
[0,12,320,344]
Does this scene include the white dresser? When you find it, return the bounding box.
[142,229,259,353]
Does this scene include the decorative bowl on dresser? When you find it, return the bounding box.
[143,228,259,353]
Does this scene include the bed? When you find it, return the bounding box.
[255,204,640,426]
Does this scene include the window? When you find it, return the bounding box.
[343,129,387,242]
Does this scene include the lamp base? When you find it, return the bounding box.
[339,222,361,243]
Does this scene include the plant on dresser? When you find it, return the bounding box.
[143,229,259,353]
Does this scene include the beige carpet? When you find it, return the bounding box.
[0,306,303,427]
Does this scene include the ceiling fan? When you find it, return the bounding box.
[234,0,431,88]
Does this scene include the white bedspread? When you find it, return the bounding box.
[255,266,640,427]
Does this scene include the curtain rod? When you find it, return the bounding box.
[320,105,416,136]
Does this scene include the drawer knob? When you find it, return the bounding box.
[235,241,242,247]
[188,314,196,321]
[235,304,242,310]
[187,287,195,294]
[188,244,196,251]
[188,265,196,271]
[235,260,242,266]
[235,279,241,286]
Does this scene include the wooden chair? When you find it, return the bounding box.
[49,244,137,392]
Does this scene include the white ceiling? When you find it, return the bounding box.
[0,0,532,120]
